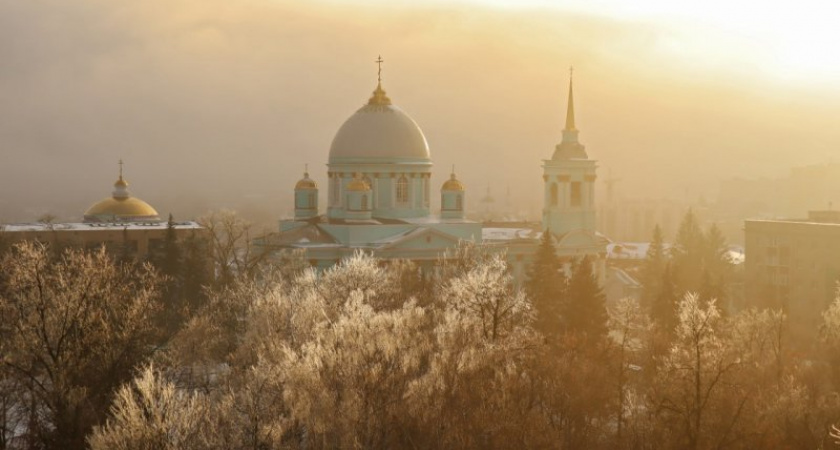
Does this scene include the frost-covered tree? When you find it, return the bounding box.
[608,297,651,445]
[88,365,211,450]
[199,209,270,286]
[280,293,430,448]
[0,242,163,450]
[653,293,742,450]
[440,252,533,342]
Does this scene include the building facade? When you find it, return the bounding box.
[745,210,840,340]
[260,66,606,282]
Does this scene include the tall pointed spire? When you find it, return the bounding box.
[559,66,581,147]
[564,66,576,131]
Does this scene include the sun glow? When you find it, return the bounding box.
[387,0,840,85]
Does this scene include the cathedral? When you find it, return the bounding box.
[258,63,606,282]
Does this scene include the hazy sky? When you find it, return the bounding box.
[2,0,839,223]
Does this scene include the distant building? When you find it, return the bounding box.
[718,162,840,220]
[745,210,840,340]
[598,197,685,242]
[258,64,607,282]
[1,164,204,259]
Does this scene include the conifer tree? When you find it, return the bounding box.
[703,223,731,280]
[117,226,135,267]
[651,263,679,335]
[152,214,185,334]
[564,255,607,342]
[641,224,667,312]
[525,230,566,339]
[161,214,182,280]
[671,209,705,294]
[698,268,727,313]
[180,230,212,313]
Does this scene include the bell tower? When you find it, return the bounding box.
[542,69,597,237]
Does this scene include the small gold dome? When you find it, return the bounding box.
[442,173,465,191]
[84,197,160,222]
[295,172,318,190]
[346,175,371,192]
[115,177,128,188]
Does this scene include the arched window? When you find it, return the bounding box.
[424,178,430,207]
[397,175,409,204]
[571,182,582,207]
[361,194,368,211]
[550,183,558,206]
[455,194,462,211]
[332,176,340,205]
[309,193,316,208]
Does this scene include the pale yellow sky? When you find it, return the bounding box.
[1,0,838,223]
[331,0,840,86]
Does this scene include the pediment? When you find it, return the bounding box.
[375,226,462,251]
[557,229,603,248]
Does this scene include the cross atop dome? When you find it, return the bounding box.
[114,159,129,194]
[368,55,392,106]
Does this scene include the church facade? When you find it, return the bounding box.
[258,66,606,282]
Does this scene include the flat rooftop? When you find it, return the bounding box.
[1,221,203,232]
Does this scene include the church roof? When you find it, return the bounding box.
[295,171,317,190]
[84,162,160,223]
[85,197,159,221]
[329,81,430,162]
[441,171,465,191]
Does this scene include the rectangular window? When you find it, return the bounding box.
[571,182,582,207]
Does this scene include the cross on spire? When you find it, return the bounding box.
[375,55,384,83]
[118,159,124,179]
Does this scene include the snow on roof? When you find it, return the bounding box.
[728,246,745,265]
[611,267,641,287]
[481,227,537,241]
[1,221,203,232]
[607,242,654,260]
[607,242,745,265]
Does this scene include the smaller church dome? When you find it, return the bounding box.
[346,174,371,192]
[441,175,465,192]
[441,171,465,191]
[295,171,318,190]
[84,163,161,223]
[85,197,159,220]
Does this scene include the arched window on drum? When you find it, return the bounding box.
[396,175,409,204]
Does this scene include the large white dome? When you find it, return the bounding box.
[329,84,430,162]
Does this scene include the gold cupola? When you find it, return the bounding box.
[83,160,161,223]
[346,173,371,192]
[441,169,465,192]
[295,167,318,190]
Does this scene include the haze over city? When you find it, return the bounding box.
[2,0,840,224]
